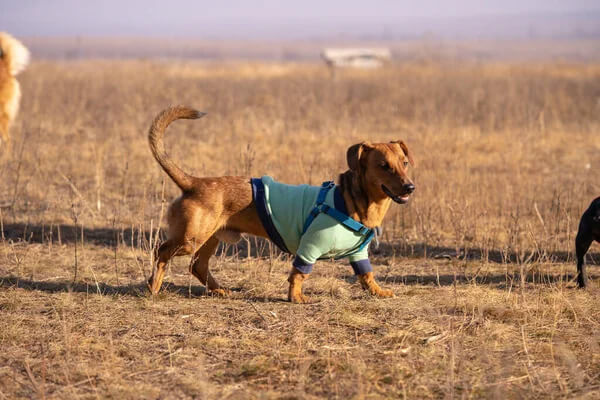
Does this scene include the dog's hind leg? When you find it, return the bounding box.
[189,236,229,296]
[148,239,193,295]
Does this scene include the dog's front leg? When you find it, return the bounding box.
[358,272,395,298]
[575,231,592,288]
[288,267,310,303]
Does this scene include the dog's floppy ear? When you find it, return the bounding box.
[392,140,415,167]
[347,142,372,171]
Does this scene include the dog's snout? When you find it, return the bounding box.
[403,183,415,194]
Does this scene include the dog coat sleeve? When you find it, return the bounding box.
[294,216,372,274]
[292,255,314,274]
[348,247,372,275]
[349,259,373,275]
[294,225,331,269]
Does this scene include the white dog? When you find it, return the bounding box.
[0,32,30,148]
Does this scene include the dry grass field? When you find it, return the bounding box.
[0,59,599,399]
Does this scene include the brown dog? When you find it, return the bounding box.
[0,32,30,148]
[147,106,415,303]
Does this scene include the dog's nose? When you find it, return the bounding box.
[403,183,415,194]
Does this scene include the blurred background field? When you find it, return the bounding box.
[1,57,599,261]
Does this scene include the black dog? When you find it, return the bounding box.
[575,197,600,288]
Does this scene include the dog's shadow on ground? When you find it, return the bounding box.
[343,271,598,289]
[0,275,193,297]
[2,222,599,297]
[0,275,290,302]
[2,222,599,265]
[2,272,597,303]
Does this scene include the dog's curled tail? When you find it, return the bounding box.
[148,106,206,192]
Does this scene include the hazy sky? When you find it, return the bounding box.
[2,0,599,38]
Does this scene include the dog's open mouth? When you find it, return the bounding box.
[382,185,410,204]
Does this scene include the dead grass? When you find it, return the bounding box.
[0,58,599,398]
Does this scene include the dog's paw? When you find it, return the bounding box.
[289,293,310,304]
[147,279,161,295]
[373,288,395,298]
[209,288,231,297]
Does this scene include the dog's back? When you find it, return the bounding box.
[588,197,600,224]
[580,197,600,235]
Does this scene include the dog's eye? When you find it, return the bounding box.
[403,161,409,168]
[381,162,394,173]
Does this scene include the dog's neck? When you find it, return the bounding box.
[339,170,392,228]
